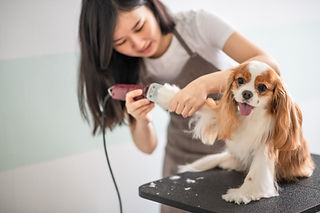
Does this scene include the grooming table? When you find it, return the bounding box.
[139,154,320,213]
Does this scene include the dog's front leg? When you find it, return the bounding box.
[191,98,218,145]
[222,146,279,204]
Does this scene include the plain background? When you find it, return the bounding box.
[1,0,320,212]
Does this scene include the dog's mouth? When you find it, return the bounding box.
[238,102,254,116]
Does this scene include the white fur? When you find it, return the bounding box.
[233,61,269,108]
[157,61,281,204]
[157,83,180,110]
[249,60,271,73]
[190,106,218,145]
[157,83,218,145]
[181,103,278,204]
[222,145,279,204]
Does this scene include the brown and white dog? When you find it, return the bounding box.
[157,60,315,204]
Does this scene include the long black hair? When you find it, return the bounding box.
[78,0,175,134]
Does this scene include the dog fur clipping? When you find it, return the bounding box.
[158,61,315,204]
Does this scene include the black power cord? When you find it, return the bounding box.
[101,94,123,213]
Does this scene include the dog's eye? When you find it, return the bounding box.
[257,84,267,92]
[237,77,245,85]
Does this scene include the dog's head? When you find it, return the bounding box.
[218,61,302,150]
[228,60,280,116]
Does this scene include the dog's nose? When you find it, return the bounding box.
[242,90,253,100]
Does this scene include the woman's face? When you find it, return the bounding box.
[113,6,162,58]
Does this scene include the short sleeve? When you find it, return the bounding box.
[194,10,235,50]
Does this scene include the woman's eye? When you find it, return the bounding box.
[258,84,267,92]
[237,77,245,85]
[135,24,144,32]
[115,40,126,46]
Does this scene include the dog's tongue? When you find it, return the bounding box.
[239,103,254,116]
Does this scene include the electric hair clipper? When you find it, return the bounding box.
[108,83,163,102]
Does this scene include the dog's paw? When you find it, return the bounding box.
[177,164,200,173]
[304,167,314,177]
[222,188,278,204]
[222,188,253,204]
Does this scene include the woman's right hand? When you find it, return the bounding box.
[125,89,155,123]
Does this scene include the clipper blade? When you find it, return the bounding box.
[147,83,180,110]
[146,83,163,103]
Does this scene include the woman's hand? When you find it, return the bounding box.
[125,89,155,123]
[169,78,208,118]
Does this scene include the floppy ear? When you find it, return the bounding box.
[217,68,239,140]
[271,79,301,151]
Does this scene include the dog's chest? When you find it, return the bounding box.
[227,111,273,161]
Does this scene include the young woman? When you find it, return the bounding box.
[78,0,279,212]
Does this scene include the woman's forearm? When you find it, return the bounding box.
[130,119,158,154]
[200,69,232,94]
[201,54,279,95]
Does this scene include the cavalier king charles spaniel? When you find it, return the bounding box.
[157,60,315,204]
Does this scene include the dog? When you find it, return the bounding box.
[157,60,315,204]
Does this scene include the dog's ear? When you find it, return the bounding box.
[271,79,301,151]
[217,68,239,140]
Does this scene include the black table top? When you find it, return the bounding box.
[139,154,320,213]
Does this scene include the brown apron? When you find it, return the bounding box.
[163,29,225,175]
[142,29,225,213]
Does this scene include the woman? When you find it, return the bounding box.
[78,0,279,212]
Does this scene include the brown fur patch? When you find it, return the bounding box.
[233,64,252,88]
[255,70,277,98]
[264,70,315,181]
[216,67,242,140]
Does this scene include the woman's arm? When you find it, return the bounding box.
[126,89,158,154]
[223,32,279,73]
[169,31,280,117]
[202,31,280,94]
[129,118,157,154]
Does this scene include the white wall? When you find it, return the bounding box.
[1,0,320,213]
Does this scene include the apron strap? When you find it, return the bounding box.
[172,28,194,57]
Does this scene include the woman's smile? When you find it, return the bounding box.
[139,41,153,55]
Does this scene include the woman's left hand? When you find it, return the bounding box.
[169,78,208,118]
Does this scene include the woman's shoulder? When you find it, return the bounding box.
[174,9,233,35]
[173,10,210,39]
[174,9,235,49]
[174,9,221,26]
[174,9,197,22]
